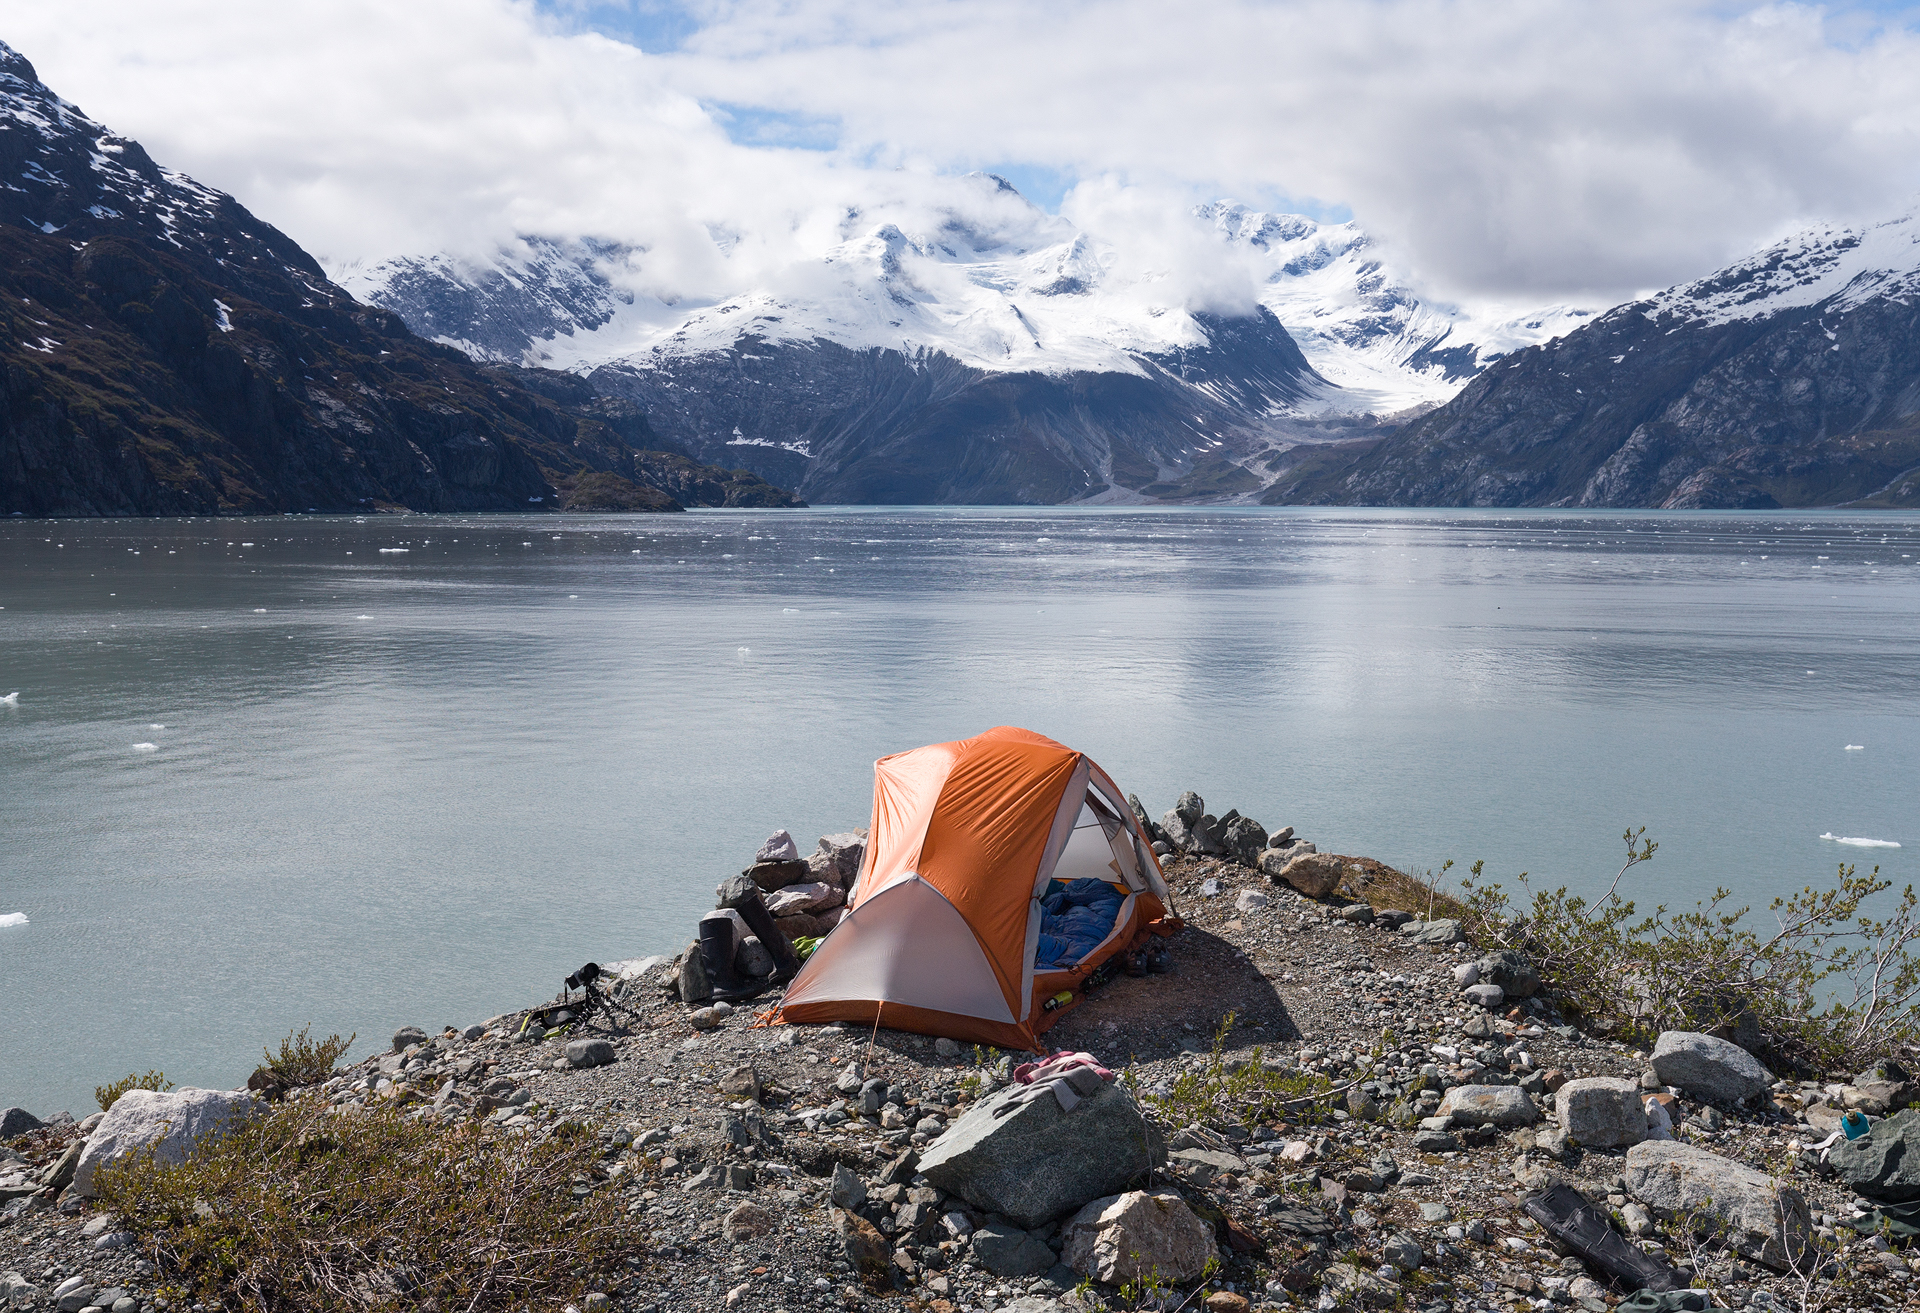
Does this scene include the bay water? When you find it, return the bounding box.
[2,507,1916,1116]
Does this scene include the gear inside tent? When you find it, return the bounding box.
[775,726,1177,1049]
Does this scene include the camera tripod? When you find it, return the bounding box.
[518,961,642,1038]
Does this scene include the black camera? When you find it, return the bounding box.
[564,961,601,992]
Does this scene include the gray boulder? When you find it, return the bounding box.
[1648,1031,1772,1103]
[1399,918,1465,945]
[1170,791,1204,826]
[0,1109,42,1140]
[734,935,776,978]
[564,1038,615,1069]
[1829,1107,1920,1203]
[971,1223,1057,1277]
[1219,815,1268,867]
[73,1088,263,1197]
[677,940,711,1004]
[755,829,800,863]
[1060,1190,1214,1284]
[1624,1140,1811,1268]
[1474,949,1542,998]
[809,832,867,889]
[918,1080,1154,1228]
[1555,1077,1646,1148]
[764,881,845,916]
[1464,983,1506,1010]
[391,1026,428,1052]
[1437,1085,1539,1128]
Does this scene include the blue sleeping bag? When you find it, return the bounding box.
[1035,878,1125,969]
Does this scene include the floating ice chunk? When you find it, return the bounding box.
[1845,744,1865,751]
[0,912,27,928]
[378,548,408,554]
[0,691,17,706]
[132,742,157,752]
[148,723,165,730]
[781,608,798,614]
[737,647,750,656]
[1820,833,1901,848]
[568,595,579,599]
[253,608,267,613]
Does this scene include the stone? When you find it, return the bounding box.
[1464,983,1506,1010]
[1199,878,1222,898]
[918,1081,1154,1228]
[1170,791,1205,826]
[685,1162,755,1191]
[1555,1078,1647,1148]
[0,1110,42,1140]
[756,829,800,863]
[1220,815,1268,867]
[391,1026,428,1052]
[1412,1129,1458,1153]
[831,1162,867,1210]
[717,1064,762,1100]
[1419,1202,1454,1223]
[53,1286,95,1313]
[1319,1263,1399,1308]
[1060,1190,1214,1284]
[834,1064,865,1095]
[73,1088,262,1197]
[835,1207,892,1284]
[1268,825,1295,847]
[1339,903,1376,925]
[1381,1232,1423,1270]
[1439,1085,1539,1128]
[746,859,811,892]
[971,1222,1057,1276]
[1620,1202,1655,1237]
[1233,888,1269,913]
[563,1038,615,1069]
[687,1006,723,1029]
[934,1038,962,1058]
[764,881,846,917]
[732,935,776,978]
[723,1200,775,1241]
[1204,1293,1250,1313]
[1376,909,1412,929]
[1399,918,1465,945]
[677,942,711,1005]
[1452,962,1481,988]
[810,833,868,889]
[773,912,827,942]
[1171,1148,1248,1183]
[1475,949,1542,998]
[1829,1107,1920,1203]
[1648,1031,1773,1103]
[1263,850,1344,898]
[1624,1140,1811,1268]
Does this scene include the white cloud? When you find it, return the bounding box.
[5,0,1920,306]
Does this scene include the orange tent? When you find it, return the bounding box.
[776,726,1175,1051]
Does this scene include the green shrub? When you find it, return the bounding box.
[1127,1012,1349,1130]
[262,1024,354,1086]
[94,1099,637,1311]
[1459,828,1920,1072]
[95,1070,174,1112]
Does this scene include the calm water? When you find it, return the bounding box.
[2,508,1917,1115]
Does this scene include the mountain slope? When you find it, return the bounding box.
[0,41,797,516]
[1270,211,1920,508]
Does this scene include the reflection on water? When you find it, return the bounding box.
[2,507,1917,1114]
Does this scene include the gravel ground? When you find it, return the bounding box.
[3,851,1914,1313]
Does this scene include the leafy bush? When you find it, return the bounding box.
[96,1070,174,1112]
[262,1024,355,1086]
[94,1099,637,1312]
[1458,828,1920,1072]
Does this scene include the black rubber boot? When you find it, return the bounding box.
[718,876,805,984]
[699,913,766,1003]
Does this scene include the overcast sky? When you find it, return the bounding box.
[6,0,1920,309]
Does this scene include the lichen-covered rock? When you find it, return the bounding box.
[1624,1140,1811,1268]
[1648,1031,1772,1103]
[73,1088,262,1197]
[1399,917,1465,945]
[1061,1190,1214,1284]
[1439,1085,1539,1128]
[1263,851,1344,898]
[1555,1077,1646,1148]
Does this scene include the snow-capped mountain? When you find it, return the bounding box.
[0,39,796,516]
[1272,208,1920,508]
[1200,203,1596,413]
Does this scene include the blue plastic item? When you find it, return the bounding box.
[1841,1109,1872,1140]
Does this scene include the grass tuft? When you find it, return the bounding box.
[96,1070,174,1112]
[263,1024,355,1086]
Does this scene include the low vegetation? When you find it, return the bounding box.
[261,1025,355,1087]
[93,1100,636,1312]
[1456,828,1920,1072]
[1128,1013,1348,1131]
[94,1070,174,1112]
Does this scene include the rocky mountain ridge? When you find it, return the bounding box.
[1269,210,1920,508]
[0,41,798,517]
